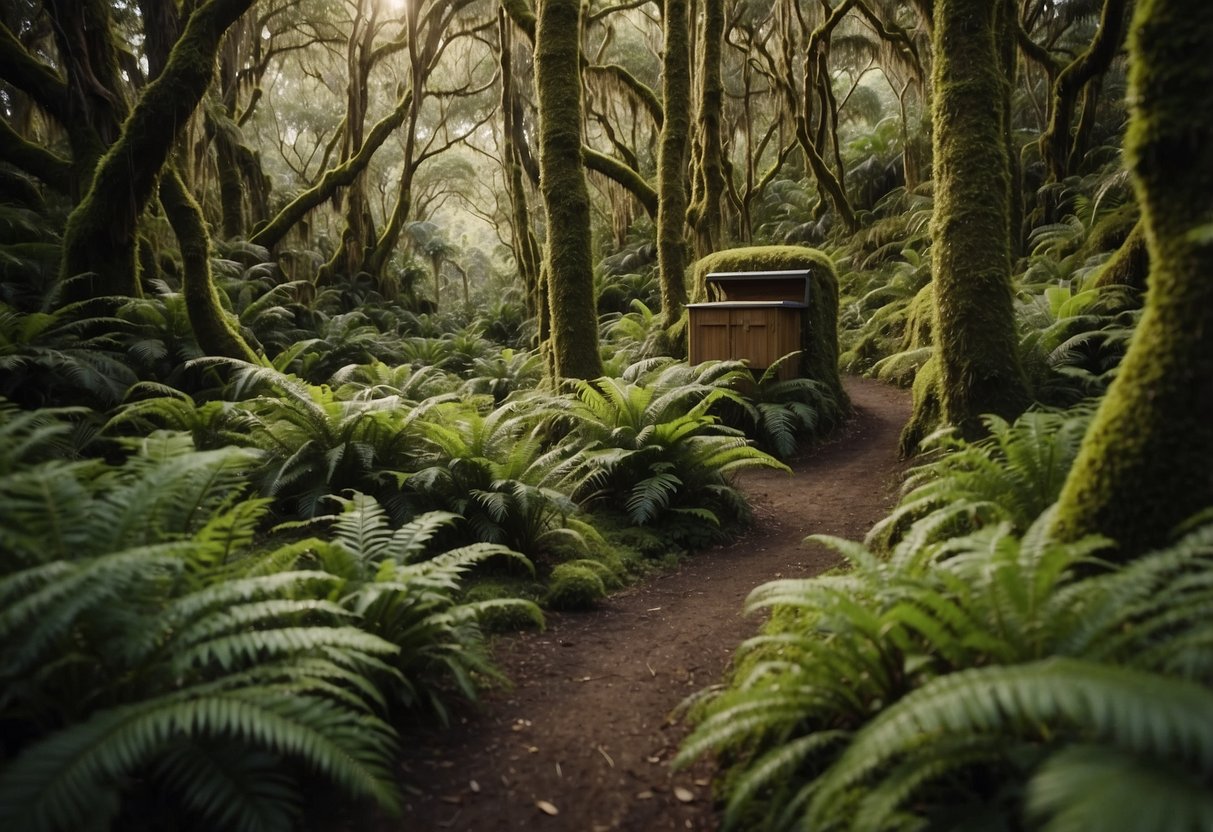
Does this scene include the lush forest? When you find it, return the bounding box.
[1,0,1211,829]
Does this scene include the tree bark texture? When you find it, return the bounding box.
[656,0,692,328]
[159,167,260,362]
[923,0,1030,439]
[689,0,726,260]
[58,0,257,300]
[1051,0,1213,554]
[535,0,602,380]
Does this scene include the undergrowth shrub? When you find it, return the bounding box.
[0,407,533,831]
[544,562,608,610]
[869,402,1098,551]
[559,362,788,542]
[679,512,1213,831]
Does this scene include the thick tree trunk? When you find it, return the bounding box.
[58,0,256,300]
[43,0,128,195]
[1051,0,1213,554]
[656,0,692,328]
[920,0,1030,439]
[535,0,602,380]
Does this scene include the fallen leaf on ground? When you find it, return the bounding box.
[536,800,559,816]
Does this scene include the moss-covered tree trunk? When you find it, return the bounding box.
[323,0,378,282]
[535,0,601,380]
[689,0,726,260]
[58,0,256,301]
[43,0,128,195]
[1091,217,1149,292]
[656,0,692,328]
[141,0,257,363]
[159,167,259,362]
[499,8,543,317]
[921,0,1030,439]
[1051,0,1213,554]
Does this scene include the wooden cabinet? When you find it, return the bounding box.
[687,271,811,380]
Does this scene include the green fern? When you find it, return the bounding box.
[680,512,1213,831]
[868,403,1097,550]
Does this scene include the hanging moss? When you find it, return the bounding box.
[691,245,846,409]
[920,0,1030,441]
[1051,0,1213,556]
[535,0,602,381]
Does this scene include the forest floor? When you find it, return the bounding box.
[381,377,911,831]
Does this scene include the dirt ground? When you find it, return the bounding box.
[385,378,911,831]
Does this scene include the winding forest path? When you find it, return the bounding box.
[389,378,911,831]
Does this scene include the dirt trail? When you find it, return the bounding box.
[390,378,911,831]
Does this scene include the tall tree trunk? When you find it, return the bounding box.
[1051,0,1213,555]
[498,8,543,317]
[657,0,692,328]
[58,0,256,301]
[689,0,725,260]
[324,0,378,281]
[920,0,1030,439]
[535,0,602,380]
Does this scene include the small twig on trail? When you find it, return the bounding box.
[596,744,615,768]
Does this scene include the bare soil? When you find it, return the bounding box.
[388,378,911,831]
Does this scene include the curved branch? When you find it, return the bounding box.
[0,117,71,193]
[249,91,414,250]
[583,147,658,216]
[499,0,536,44]
[1040,0,1129,182]
[0,22,69,123]
[60,0,258,299]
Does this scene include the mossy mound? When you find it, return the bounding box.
[544,563,607,611]
[462,580,546,633]
[691,245,847,411]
